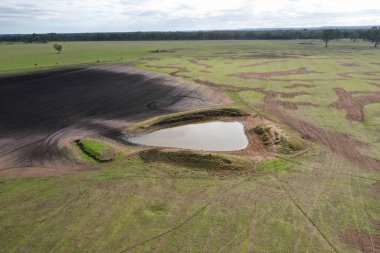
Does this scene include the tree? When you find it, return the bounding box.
[53,43,63,53]
[367,27,380,48]
[322,29,336,48]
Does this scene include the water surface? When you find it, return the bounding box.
[127,121,248,151]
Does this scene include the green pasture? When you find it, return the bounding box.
[1,40,379,252]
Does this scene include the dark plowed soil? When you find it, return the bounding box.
[0,65,228,176]
[331,88,380,122]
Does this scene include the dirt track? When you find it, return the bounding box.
[331,88,380,122]
[0,65,228,176]
[262,91,380,170]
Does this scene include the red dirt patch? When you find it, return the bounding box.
[338,72,380,79]
[193,79,314,102]
[341,227,380,253]
[369,83,380,88]
[242,52,310,59]
[189,59,213,69]
[146,65,190,77]
[285,84,317,89]
[276,100,318,110]
[341,63,361,67]
[269,78,346,82]
[331,88,380,122]
[239,61,274,67]
[213,51,235,55]
[338,73,353,78]
[262,92,318,110]
[373,182,380,194]
[233,68,319,80]
[278,91,311,98]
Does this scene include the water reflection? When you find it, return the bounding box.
[127,121,248,151]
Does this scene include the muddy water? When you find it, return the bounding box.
[127,121,248,151]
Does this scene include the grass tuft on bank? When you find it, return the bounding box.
[75,139,117,163]
[140,149,253,171]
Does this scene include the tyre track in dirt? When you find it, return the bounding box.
[0,64,229,176]
[118,172,256,252]
[273,174,340,253]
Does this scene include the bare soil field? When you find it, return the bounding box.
[0,64,228,176]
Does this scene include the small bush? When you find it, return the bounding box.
[254,125,273,146]
[53,43,63,53]
[278,137,302,154]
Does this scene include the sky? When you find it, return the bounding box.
[1,0,380,34]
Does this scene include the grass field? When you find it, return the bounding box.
[0,40,379,252]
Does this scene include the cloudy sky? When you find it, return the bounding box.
[1,0,380,34]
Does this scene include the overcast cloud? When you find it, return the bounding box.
[1,0,379,34]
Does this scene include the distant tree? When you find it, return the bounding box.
[367,27,380,47]
[53,43,63,53]
[322,29,336,48]
[334,30,341,40]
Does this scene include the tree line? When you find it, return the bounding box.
[322,27,379,47]
[1,27,379,47]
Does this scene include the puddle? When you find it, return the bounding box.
[127,121,249,151]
